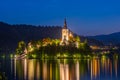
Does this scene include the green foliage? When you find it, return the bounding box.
[75,39,91,55]
[15,38,92,58]
[16,41,26,54]
[76,36,81,42]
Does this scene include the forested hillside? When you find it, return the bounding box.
[0,22,62,53]
[0,22,103,53]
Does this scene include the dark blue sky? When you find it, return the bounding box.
[0,0,120,36]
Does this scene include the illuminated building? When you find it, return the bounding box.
[61,19,73,45]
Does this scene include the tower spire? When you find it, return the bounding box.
[63,18,67,29]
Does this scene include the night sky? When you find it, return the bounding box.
[0,0,120,36]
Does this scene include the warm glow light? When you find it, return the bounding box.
[28,60,34,80]
[76,61,79,80]
[91,59,100,79]
[60,64,65,80]
[24,59,27,80]
[36,62,40,80]
[60,64,69,80]
[65,65,69,80]
[50,64,52,80]
[43,62,47,80]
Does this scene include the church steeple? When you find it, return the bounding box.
[61,18,74,45]
[63,18,67,29]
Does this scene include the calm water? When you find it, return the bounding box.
[0,58,120,80]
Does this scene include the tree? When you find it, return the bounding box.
[16,41,26,54]
[83,39,91,54]
[75,36,81,48]
[76,36,81,42]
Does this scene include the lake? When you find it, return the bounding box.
[0,58,120,80]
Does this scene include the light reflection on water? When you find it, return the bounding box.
[0,58,120,80]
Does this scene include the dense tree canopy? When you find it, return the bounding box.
[16,37,92,59]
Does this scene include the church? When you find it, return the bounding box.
[61,19,73,45]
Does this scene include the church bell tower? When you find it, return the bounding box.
[62,19,69,44]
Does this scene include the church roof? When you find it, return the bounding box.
[63,19,67,29]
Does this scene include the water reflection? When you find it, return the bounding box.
[14,59,16,80]
[43,61,47,80]
[91,59,100,80]
[1,58,119,80]
[36,61,40,80]
[60,63,69,80]
[76,61,79,80]
[114,59,118,77]
[24,59,27,80]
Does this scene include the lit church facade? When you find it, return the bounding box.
[61,19,73,44]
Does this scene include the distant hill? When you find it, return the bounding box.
[88,32,120,45]
[0,22,103,53]
[0,22,62,53]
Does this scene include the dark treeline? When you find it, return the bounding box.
[0,22,61,53]
[0,22,103,54]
